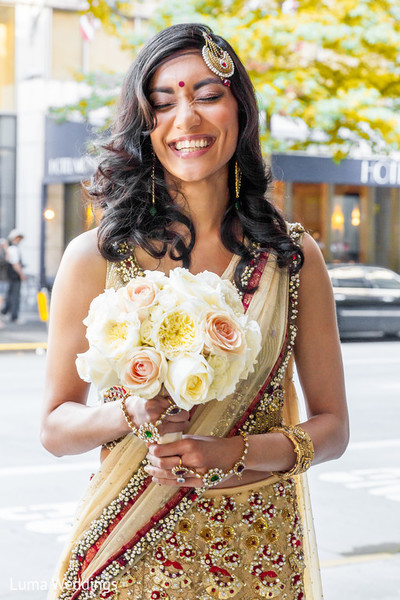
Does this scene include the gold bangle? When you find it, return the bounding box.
[269,425,314,479]
[120,395,138,435]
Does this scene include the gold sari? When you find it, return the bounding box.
[48,224,323,600]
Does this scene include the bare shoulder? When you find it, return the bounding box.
[298,232,331,287]
[59,228,105,275]
[52,228,107,304]
[63,228,103,266]
[301,232,326,268]
[296,232,337,335]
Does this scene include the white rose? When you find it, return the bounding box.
[206,353,240,400]
[195,270,222,290]
[165,353,214,410]
[84,288,125,330]
[117,347,167,399]
[218,279,244,316]
[168,268,207,301]
[207,354,237,400]
[156,287,180,312]
[76,347,119,394]
[142,269,169,287]
[173,269,226,308]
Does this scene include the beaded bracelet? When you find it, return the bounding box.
[120,395,181,443]
[102,386,132,450]
[120,394,139,435]
[202,431,249,488]
[269,425,314,479]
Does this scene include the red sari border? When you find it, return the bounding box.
[242,252,269,314]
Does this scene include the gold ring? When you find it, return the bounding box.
[171,459,202,483]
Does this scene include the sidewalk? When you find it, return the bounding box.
[0,312,48,350]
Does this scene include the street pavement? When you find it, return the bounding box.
[0,321,399,599]
[300,341,400,600]
[0,313,48,348]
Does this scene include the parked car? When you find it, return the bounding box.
[326,264,400,338]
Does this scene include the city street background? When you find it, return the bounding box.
[0,338,399,600]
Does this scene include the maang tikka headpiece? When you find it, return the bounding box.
[201,32,235,87]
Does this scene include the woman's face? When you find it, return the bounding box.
[149,52,239,186]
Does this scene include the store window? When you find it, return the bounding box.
[291,183,326,254]
[374,187,392,268]
[0,6,15,110]
[44,182,99,284]
[331,186,361,263]
[0,115,16,239]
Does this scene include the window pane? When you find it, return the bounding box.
[52,10,82,80]
[367,270,400,289]
[0,6,15,110]
[335,277,368,288]
[330,267,370,288]
[0,115,16,147]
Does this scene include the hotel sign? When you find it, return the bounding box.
[360,159,400,186]
[44,117,96,184]
[272,154,400,187]
[47,156,94,178]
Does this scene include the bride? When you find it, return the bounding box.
[41,22,349,600]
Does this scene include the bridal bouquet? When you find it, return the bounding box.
[76,268,261,410]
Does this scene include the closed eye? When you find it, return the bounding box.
[152,103,175,111]
[152,94,223,111]
[196,94,223,103]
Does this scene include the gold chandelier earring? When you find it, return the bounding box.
[235,162,242,209]
[150,152,156,216]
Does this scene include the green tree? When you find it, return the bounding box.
[61,0,400,159]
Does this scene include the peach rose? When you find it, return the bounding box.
[203,311,246,355]
[120,278,159,317]
[118,347,167,399]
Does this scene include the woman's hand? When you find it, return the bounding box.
[125,392,190,437]
[145,435,244,487]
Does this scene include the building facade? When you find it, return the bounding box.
[1,1,399,296]
[0,0,146,288]
[271,155,400,273]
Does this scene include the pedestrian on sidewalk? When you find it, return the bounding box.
[1,229,26,323]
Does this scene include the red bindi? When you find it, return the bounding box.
[178,81,185,87]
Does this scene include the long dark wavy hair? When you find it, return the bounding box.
[90,23,304,291]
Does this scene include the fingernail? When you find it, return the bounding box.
[144,465,151,474]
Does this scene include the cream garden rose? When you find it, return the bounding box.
[152,304,204,359]
[90,313,141,362]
